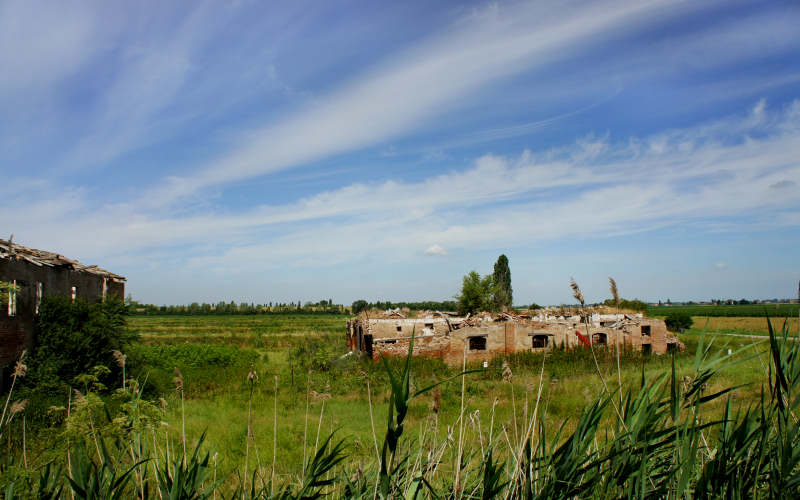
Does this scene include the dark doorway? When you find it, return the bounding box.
[364,334,374,358]
[642,344,652,355]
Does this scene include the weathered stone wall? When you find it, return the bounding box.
[348,314,676,365]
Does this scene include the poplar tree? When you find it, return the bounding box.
[492,254,513,310]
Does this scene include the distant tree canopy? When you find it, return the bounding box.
[351,299,369,315]
[492,254,513,311]
[457,271,494,315]
[127,299,345,315]
[602,298,649,312]
[665,311,694,332]
[350,299,458,314]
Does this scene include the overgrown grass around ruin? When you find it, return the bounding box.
[2,313,797,498]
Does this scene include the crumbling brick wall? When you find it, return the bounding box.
[0,246,124,391]
[347,313,678,365]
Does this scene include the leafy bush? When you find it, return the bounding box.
[24,296,133,395]
[127,343,258,395]
[665,311,694,331]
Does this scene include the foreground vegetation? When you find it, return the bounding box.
[2,302,800,497]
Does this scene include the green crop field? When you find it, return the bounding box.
[649,303,799,317]
[4,310,800,498]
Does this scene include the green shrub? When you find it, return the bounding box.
[127,343,259,395]
[24,296,132,395]
[665,311,694,331]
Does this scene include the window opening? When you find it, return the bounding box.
[641,325,651,337]
[532,335,549,348]
[396,325,402,332]
[71,286,77,302]
[592,333,608,345]
[468,336,487,351]
[35,282,42,315]
[7,280,17,316]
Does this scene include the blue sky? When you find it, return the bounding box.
[2,0,799,306]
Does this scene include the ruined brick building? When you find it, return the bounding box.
[0,238,125,389]
[346,310,682,365]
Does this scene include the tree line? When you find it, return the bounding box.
[350,300,459,315]
[127,298,345,315]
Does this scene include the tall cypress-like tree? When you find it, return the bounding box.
[492,254,513,310]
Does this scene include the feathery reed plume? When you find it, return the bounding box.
[245,365,256,493]
[10,399,27,415]
[173,367,184,393]
[22,415,27,469]
[501,361,513,383]
[113,350,126,389]
[173,367,186,463]
[72,389,86,406]
[1,351,27,431]
[361,370,380,464]
[570,277,585,306]
[271,375,278,496]
[112,349,126,368]
[502,360,519,448]
[429,387,441,414]
[309,390,332,401]
[13,360,26,379]
[609,277,619,309]
[610,277,623,404]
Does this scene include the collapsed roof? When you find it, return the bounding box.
[0,237,125,282]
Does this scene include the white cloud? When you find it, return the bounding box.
[4,99,799,273]
[716,262,728,270]
[424,244,448,256]
[147,0,689,203]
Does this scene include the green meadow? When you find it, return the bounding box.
[3,311,798,498]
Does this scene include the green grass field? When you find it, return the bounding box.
[5,312,794,497]
[649,302,799,317]
[122,314,774,483]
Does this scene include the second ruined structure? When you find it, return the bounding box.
[346,309,683,365]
